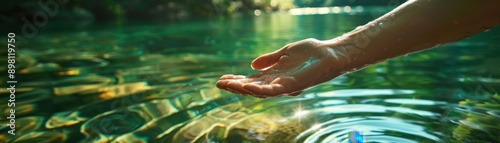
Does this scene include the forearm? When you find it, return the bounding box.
[322,0,499,74]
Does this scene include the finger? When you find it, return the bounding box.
[248,81,263,85]
[226,81,253,95]
[216,80,230,89]
[243,83,286,97]
[219,74,246,80]
[262,84,286,96]
[270,76,296,88]
[217,77,253,88]
[218,78,255,95]
[270,77,304,96]
[226,88,243,95]
[242,83,262,95]
[251,46,288,70]
[217,79,254,96]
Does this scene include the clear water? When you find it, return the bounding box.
[1,10,500,143]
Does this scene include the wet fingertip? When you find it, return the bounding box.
[215,81,221,88]
[215,80,227,89]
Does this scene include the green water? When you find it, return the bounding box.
[1,10,500,143]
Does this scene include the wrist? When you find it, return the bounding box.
[320,37,356,66]
[316,18,392,76]
[316,41,350,79]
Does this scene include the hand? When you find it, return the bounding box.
[216,38,345,98]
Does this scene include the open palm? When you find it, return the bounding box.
[216,38,343,98]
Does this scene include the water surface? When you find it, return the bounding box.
[1,9,500,143]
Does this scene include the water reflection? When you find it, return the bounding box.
[1,10,500,143]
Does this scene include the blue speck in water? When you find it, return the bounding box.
[349,130,365,143]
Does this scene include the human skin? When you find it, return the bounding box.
[216,0,500,98]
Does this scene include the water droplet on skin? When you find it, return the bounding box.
[378,22,384,28]
[280,55,289,60]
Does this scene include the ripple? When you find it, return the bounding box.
[384,98,446,105]
[11,131,67,143]
[0,116,46,142]
[296,116,441,143]
[335,105,438,118]
[316,89,416,97]
[0,88,52,118]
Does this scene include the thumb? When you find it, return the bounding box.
[251,46,287,70]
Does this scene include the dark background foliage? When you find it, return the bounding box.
[0,0,395,25]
